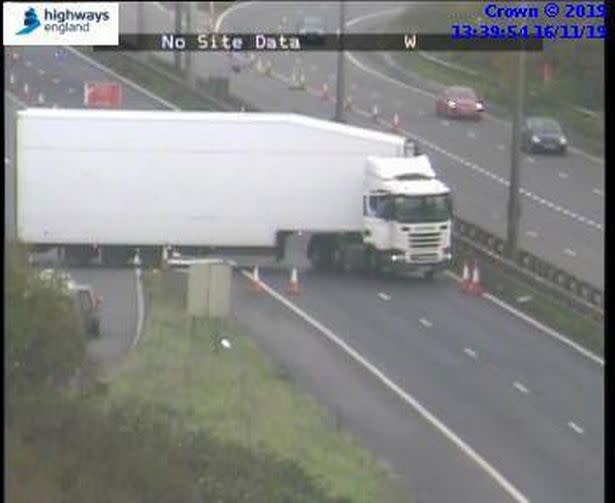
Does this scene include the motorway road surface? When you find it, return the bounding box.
[125,1,604,289]
[5,41,603,502]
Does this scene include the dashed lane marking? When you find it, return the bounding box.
[419,318,432,328]
[378,292,391,301]
[464,347,478,359]
[513,381,530,394]
[568,421,584,435]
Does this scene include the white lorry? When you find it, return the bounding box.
[16,109,452,278]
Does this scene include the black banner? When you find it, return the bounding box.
[94,33,543,52]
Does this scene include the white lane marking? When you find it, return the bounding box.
[382,114,603,230]
[378,292,391,301]
[67,48,180,110]
[568,421,584,435]
[348,12,604,166]
[464,347,478,359]
[240,269,530,503]
[516,295,533,304]
[559,172,569,179]
[474,287,603,366]
[131,267,145,349]
[513,381,530,394]
[419,318,432,328]
[446,270,603,366]
[564,248,577,257]
[24,60,32,67]
[52,77,60,84]
[441,120,450,127]
[5,90,28,108]
[467,130,476,139]
[153,1,171,13]
[497,144,505,151]
[526,230,538,238]
[38,68,45,75]
[592,188,603,196]
[526,157,536,164]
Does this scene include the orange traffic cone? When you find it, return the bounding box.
[468,260,484,296]
[320,83,330,102]
[250,265,262,293]
[287,267,300,295]
[460,261,471,293]
[392,113,401,132]
[371,103,379,121]
[344,94,353,111]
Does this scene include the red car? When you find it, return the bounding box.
[436,86,484,120]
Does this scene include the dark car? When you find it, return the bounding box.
[521,117,568,155]
[69,283,102,337]
[296,15,325,36]
[296,15,326,46]
[436,86,484,120]
[39,270,102,337]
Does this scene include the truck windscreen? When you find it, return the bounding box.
[393,194,452,223]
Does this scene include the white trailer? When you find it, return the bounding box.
[16,109,452,276]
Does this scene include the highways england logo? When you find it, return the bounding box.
[3,2,119,46]
[16,7,41,35]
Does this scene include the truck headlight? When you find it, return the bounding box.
[475,102,483,110]
[447,100,457,109]
[531,135,540,143]
[560,136,567,145]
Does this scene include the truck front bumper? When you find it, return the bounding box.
[385,254,451,275]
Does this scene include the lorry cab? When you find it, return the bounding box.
[363,156,452,275]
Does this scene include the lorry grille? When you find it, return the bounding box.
[409,232,441,248]
[410,253,439,263]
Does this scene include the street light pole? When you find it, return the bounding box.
[334,0,346,123]
[506,48,527,261]
[185,2,197,89]
[174,2,183,72]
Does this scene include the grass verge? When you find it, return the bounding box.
[451,246,603,357]
[101,271,409,503]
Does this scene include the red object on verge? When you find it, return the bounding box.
[460,261,471,293]
[467,260,484,296]
[286,267,300,295]
[84,82,122,108]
